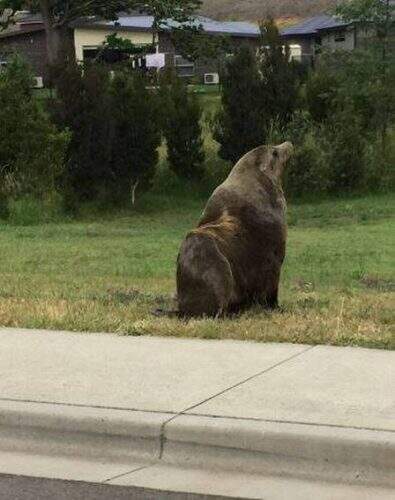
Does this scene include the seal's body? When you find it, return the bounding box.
[177,142,294,318]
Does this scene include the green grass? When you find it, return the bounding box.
[32,88,55,100]
[0,192,393,349]
[189,84,220,95]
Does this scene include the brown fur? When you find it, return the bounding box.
[191,211,240,245]
[176,142,294,318]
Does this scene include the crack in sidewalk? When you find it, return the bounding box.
[0,397,177,416]
[177,412,395,434]
[158,345,316,458]
[102,464,154,484]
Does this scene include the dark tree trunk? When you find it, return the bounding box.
[39,0,76,66]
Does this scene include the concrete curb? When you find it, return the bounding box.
[0,400,166,464]
[164,414,395,487]
[1,400,394,489]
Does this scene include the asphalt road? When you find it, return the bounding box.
[0,474,238,500]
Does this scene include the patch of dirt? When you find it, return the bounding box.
[292,278,315,293]
[360,276,395,292]
[105,288,169,305]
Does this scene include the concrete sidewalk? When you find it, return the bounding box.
[0,328,394,499]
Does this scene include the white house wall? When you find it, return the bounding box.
[74,28,153,62]
[355,26,379,49]
[321,27,355,51]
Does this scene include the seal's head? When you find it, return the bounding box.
[232,142,294,184]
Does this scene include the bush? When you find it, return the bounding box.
[272,111,331,197]
[286,133,331,197]
[7,193,64,226]
[0,56,69,208]
[324,108,367,192]
[161,72,205,181]
[364,130,395,191]
[0,193,9,220]
[305,66,338,123]
[300,49,395,195]
[281,107,393,197]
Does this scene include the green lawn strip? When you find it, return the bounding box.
[0,193,394,348]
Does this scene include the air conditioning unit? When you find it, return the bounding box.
[204,72,219,85]
[33,76,44,89]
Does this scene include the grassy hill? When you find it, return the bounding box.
[200,0,337,22]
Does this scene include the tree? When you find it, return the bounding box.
[0,56,69,204]
[213,45,266,164]
[335,0,394,57]
[335,0,394,32]
[100,32,155,64]
[170,27,230,62]
[110,71,161,204]
[213,19,299,165]
[51,60,113,201]
[161,72,205,180]
[0,1,135,64]
[132,0,202,51]
[258,18,298,129]
[335,0,395,156]
[0,1,202,66]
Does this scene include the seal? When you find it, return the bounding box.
[176,142,294,318]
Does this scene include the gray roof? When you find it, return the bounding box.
[281,15,349,37]
[74,14,260,38]
[14,11,43,24]
[0,24,44,38]
[0,10,45,38]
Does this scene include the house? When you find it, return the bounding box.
[0,12,47,85]
[3,9,392,84]
[281,15,353,65]
[281,4,395,64]
[73,13,261,81]
[0,11,260,85]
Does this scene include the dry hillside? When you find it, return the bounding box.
[200,0,338,22]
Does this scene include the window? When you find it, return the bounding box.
[174,55,194,77]
[259,45,302,62]
[289,44,302,62]
[0,53,8,71]
[82,46,153,68]
[83,47,100,61]
[334,33,346,43]
[83,47,132,65]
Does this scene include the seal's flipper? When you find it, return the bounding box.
[177,233,234,318]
